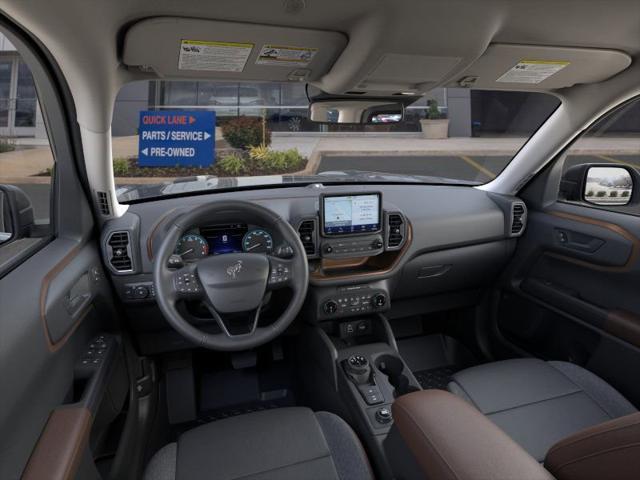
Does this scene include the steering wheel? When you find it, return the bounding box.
[153,201,309,351]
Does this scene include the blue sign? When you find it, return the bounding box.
[138,110,215,167]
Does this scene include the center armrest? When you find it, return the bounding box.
[391,390,554,480]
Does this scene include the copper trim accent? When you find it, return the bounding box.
[605,310,640,348]
[310,222,412,282]
[146,207,178,261]
[546,210,640,272]
[22,407,93,480]
[321,256,369,270]
[39,245,85,353]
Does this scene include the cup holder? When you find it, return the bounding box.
[375,354,420,397]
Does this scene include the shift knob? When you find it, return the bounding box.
[345,354,371,384]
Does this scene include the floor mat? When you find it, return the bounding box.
[397,334,478,390]
[413,365,460,390]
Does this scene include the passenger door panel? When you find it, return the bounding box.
[497,201,640,406]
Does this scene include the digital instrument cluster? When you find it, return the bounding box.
[174,223,273,260]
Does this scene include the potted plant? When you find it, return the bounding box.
[419,99,449,139]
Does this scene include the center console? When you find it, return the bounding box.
[299,312,422,479]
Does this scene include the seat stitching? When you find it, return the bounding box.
[547,363,612,418]
[394,402,461,480]
[229,454,334,480]
[552,442,640,473]
[485,390,585,416]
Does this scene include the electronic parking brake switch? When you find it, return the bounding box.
[344,354,384,405]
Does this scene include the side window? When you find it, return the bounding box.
[559,96,640,215]
[0,37,55,257]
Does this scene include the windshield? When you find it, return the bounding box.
[112,81,560,203]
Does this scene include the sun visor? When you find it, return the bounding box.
[122,17,347,82]
[449,44,631,90]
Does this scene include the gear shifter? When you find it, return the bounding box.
[345,354,371,385]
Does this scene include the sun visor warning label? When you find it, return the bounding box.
[178,40,253,72]
[138,111,215,167]
[496,60,570,84]
[256,45,318,67]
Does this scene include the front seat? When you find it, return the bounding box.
[143,407,374,480]
[448,358,637,461]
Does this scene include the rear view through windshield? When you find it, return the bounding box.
[110,81,562,202]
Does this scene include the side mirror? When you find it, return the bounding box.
[0,185,35,245]
[584,166,633,206]
[560,164,636,206]
[309,99,405,124]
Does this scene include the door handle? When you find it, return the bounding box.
[65,272,92,318]
[554,228,605,253]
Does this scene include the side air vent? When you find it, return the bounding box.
[510,203,527,236]
[386,212,406,250]
[107,231,133,272]
[96,191,111,216]
[297,219,317,257]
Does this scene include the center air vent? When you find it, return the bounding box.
[386,213,406,250]
[107,231,133,272]
[511,203,527,236]
[298,219,317,257]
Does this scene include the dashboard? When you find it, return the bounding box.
[100,183,527,354]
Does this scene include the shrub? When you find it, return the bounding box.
[426,99,443,120]
[221,116,271,149]
[217,153,247,176]
[0,137,15,153]
[586,190,594,197]
[609,190,618,197]
[596,191,606,197]
[113,157,129,176]
[255,148,305,172]
[248,144,271,161]
[621,191,630,197]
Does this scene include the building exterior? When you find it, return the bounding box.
[0,34,46,139]
[1,32,636,141]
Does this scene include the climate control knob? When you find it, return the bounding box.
[323,300,338,315]
[372,293,387,308]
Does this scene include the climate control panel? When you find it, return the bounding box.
[320,285,389,319]
[320,234,384,259]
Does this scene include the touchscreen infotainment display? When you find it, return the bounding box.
[322,193,381,235]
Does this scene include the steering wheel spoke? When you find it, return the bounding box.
[170,263,205,301]
[203,301,262,338]
[267,256,295,290]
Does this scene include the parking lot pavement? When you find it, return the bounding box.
[318,154,640,183]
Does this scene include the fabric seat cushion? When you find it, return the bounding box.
[447,358,636,461]
[144,407,373,480]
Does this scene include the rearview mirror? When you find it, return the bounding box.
[309,99,404,124]
[584,166,633,206]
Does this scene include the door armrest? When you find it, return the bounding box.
[391,390,553,480]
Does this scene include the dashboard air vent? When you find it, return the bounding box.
[511,203,527,236]
[107,231,133,272]
[298,219,317,256]
[387,213,406,249]
[96,191,111,216]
